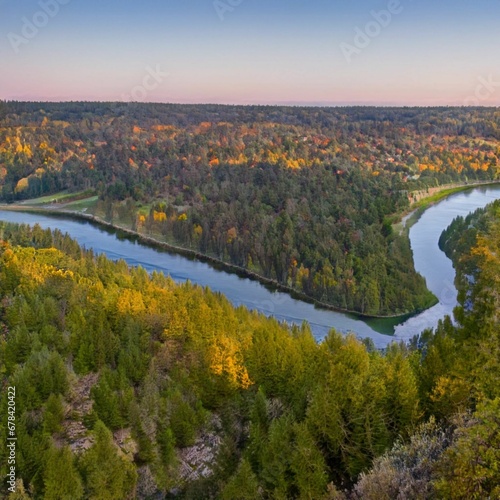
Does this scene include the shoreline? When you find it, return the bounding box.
[0,203,424,322]
[6,179,496,324]
[398,180,500,232]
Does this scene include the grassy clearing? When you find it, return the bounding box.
[63,196,99,212]
[136,202,154,216]
[20,190,96,206]
[19,190,71,205]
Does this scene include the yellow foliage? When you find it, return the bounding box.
[193,224,203,237]
[286,159,300,169]
[430,376,471,415]
[153,211,167,222]
[116,288,146,316]
[14,142,32,157]
[297,264,310,282]
[14,177,29,193]
[164,306,189,336]
[5,247,75,289]
[208,336,252,389]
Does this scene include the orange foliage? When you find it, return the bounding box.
[153,211,167,222]
[227,227,237,243]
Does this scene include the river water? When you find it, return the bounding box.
[394,184,500,342]
[1,185,499,347]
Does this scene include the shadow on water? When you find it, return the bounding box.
[365,312,418,336]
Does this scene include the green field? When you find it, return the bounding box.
[19,190,97,206]
[62,196,99,212]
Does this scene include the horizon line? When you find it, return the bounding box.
[2,99,499,110]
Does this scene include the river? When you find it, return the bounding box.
[1,184,499,348]
[394,184,500,342]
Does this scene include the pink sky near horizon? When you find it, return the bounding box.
[1,0,500,106]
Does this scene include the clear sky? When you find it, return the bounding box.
[1,0,499,106]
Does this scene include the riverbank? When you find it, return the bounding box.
[3,183,500,343]
[9,180,491,324]
[396,180,500,234]
[0,202,426,323]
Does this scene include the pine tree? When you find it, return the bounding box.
[79,421,137,499]
[43,394,65,434]
[221,459,261,500]
[44,446,84,500]
[290,423,328,499]
[7,479,32,499]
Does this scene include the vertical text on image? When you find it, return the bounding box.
[6,386,16,494]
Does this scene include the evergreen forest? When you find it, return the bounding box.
[0,200,500,498]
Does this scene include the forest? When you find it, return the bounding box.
[1,205,500,498]
[2,102,499,315]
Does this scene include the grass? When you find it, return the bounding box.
[19,190,71,205]
[19,190,96,206]
[63,196,99,212]
[14,190,99,213]
[411,185,476,210]
[136,202,154,216]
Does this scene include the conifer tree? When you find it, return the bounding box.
[79,421,137,499]
[44,446,84,500]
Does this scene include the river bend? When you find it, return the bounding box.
[1,185,499,347]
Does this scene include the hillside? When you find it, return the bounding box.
[0,222,421,498]
[2,201,500,497]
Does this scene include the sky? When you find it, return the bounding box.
[0,0,499,106]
